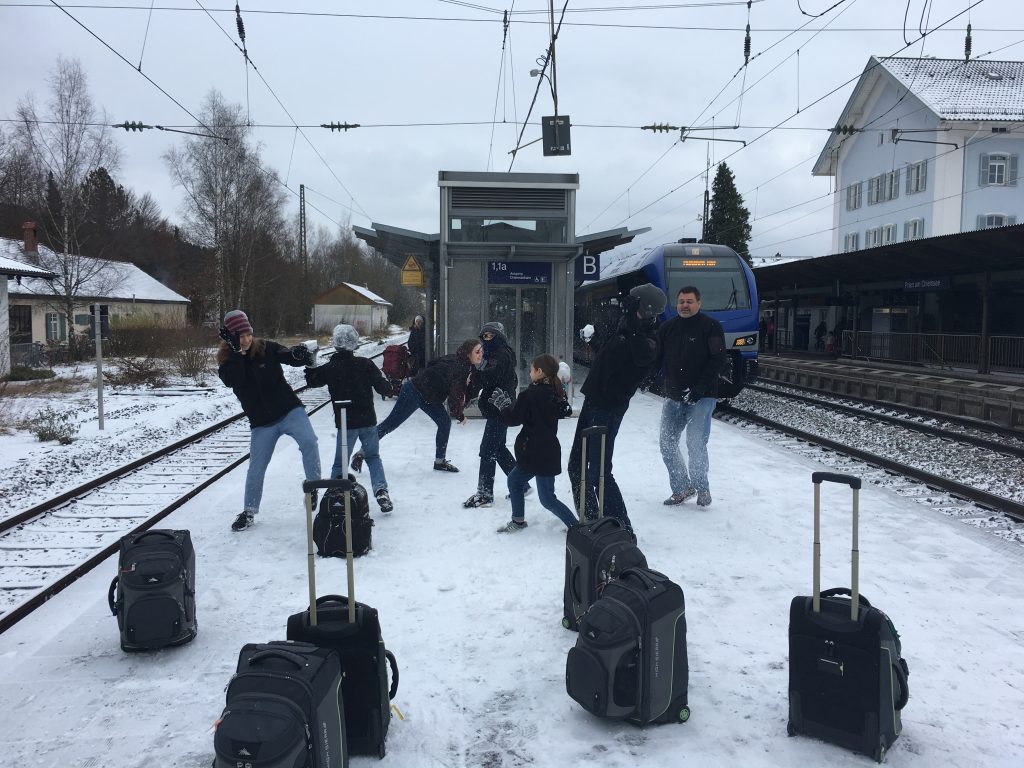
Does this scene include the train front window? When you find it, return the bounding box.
[665,268,750,311]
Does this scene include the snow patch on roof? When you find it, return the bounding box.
[0,253,55,278]
[342,282,391,306]
[879,56,1024,121]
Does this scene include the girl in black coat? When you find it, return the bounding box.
[488,354,576,533]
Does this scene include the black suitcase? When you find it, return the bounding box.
[563,425,647,631]
[107,528,196,651]
[788,472,910,763]
[566,566,690,725]
[314,475,373,557]
[287,477,399,759]
[214,641,347,768]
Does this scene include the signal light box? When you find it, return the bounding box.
[542,116,571,156]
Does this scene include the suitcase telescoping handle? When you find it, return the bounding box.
[578,425,608,522]
[811,472,863,620]
[303,476,358,627]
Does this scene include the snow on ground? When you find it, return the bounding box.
[1,357,1023,767]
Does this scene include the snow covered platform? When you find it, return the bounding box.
[1,389,1022,767]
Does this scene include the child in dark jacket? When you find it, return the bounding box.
[304,324,394,512]
[488,354,576,533]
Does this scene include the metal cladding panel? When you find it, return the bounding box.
[450,187,568,212]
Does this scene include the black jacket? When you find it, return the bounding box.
[500,380,572,476]
[579,316,659,414]
[654,312,727,400]
[408,323,426,362]
[218,340,305,427]
[476,340,518,419]
[304,349,391,429]
[412,353,476,420]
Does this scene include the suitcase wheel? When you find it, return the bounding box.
[561,617,571,629]
[678,706,690,723]
[874,735,888,764]
[378,742,386,759]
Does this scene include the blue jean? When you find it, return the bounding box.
[376,378,451,460]
[507,466,577,528]
[659,396,715,494]
[244,406,320,513]
[478,417,516,494]
[567,400,629,528]
[333,426,387,493]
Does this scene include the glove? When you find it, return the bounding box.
[558,399,573,418]
[218,327,241,353]
[488,389,513,413]
[290,344,312,365]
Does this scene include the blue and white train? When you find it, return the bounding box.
[574,241,759,397]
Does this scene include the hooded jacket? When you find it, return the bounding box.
[304,349,392,429]
[579,315,659,414]
[500,380,572,476]
[476,330,518,419]
[218,340,305,427]
[411,353,477,420]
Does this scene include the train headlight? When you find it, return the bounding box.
[733,335,757,347]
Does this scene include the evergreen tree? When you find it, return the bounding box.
[703,162,752,265]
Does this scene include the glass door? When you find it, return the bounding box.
[487,287,549,387]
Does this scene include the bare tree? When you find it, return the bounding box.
[164,90,286,320]
[13,57,124,354]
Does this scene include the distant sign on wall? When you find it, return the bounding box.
[487,261,551,285]
[904,276,950,292]
[401,255,425,287]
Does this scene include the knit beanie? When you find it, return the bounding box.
[223,310,253,335]
[331,324,359,351]
[480,321,506,341]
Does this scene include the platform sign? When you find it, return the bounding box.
[542,115,571,156]
[401,255,425,287]
[487,261,551,285]
[574,253,600,283]
[904,276,950,292]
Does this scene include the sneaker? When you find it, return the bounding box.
[375,488,393,514]
[463,492,494,508]
[350,451,364,473]
[496,519,528,534]
[433,459,460,473]
[696,490,712,507]
[505,485,533,500]
[231,511,254,531]
[663,488,697,506]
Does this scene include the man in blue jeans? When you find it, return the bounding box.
[654,286,726,507]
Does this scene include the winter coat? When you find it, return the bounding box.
[408,322,426,367]
[411,353,477,420]
[500,380,571,476]
[476,339,518,419]
[218,340,305,427]
[304,349,391,429]
[654,312,727,401]
[579,316,659,414]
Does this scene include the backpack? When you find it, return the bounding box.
[313,476,373,557]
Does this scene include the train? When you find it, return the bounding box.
[573,241,759,398]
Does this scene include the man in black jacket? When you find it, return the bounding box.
[655,286,726,508]
[305,324,395,512]
[568,283,666,530]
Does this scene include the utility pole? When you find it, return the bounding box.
[701,152,711,242]
[299,184,309,331]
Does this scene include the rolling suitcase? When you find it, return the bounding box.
[107,528,196,651]
[287,476,399,759]
[562,425,647,631]
[788,472,910,763]
[214,641,346,768]
[566,566,690,725]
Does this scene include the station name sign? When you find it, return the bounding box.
[488,261,552,285]
[903,276,950,292]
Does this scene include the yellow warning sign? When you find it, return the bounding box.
[401,255,424,287]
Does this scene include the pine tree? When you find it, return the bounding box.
[703,162,752,266]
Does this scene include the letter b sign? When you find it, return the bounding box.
[574,253,600,283]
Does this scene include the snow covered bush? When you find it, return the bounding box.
[32,406,78,445]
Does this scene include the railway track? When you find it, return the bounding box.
[0,341,398,635]
[718,389,1024,527]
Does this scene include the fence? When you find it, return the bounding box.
[839,331,1024,374]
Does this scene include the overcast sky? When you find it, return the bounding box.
[2,0,1021,259]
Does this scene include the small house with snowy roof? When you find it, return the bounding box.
[3,222,189,350]
[813,56,1024,254]
[311,281,392,335]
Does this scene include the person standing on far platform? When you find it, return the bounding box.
[408,315,426,374]
[656,286,726,508]
[217,310,321,532]
[568,283,665,532]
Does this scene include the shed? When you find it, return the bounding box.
[311,282,391,335]
[1,252,55,377]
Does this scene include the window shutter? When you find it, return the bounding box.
[920,161,927,191]
[1009,155,1018,187]
[892,169,900,199]
[903,221,910,239]
[1009,216,1017,226]
[906,168,912,194]
[977,214,986,229]
[979,154,989,186]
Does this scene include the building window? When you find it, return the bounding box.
[843,232,860,252]
[906,161,927,194]
[845,182,862,211]
[867,171,900,204]
[903,218,925,240]
[979,153,1018,187]
[867,176,880,205]
[881,224,896,244]
[44,312,67,342]
[977,213,1017,229]
[865,227,882,247]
